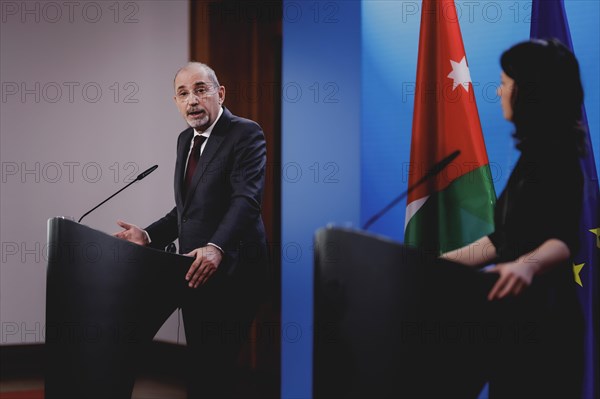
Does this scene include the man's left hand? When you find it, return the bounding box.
[185,246,223,288]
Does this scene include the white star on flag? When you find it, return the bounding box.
[447,56,472,92]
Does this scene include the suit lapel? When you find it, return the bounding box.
[182,107,232,209]
[175,128,194,210]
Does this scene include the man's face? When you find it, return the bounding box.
[174,66,225,132]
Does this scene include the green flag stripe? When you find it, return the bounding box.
[405,165,496,254]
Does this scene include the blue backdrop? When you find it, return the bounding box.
[282,1,599,397]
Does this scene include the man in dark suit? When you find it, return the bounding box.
[115,62,268,398]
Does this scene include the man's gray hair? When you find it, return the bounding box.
[174,62,220,88]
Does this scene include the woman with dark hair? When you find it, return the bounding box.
[442,39,585,398]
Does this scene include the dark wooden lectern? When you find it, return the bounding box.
[313,227,499,398]
[45,217,193,399]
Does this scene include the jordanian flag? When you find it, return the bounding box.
[404,0,495,254]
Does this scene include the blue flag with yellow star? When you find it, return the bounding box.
[531,1,600,398]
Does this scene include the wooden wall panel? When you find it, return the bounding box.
[189,0,282,390]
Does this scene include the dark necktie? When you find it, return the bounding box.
[184,135,206,195]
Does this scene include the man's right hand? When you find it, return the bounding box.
[114,220,150,246]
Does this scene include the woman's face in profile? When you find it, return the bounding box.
[498,71,515,121]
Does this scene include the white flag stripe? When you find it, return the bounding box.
[404,195,430,231]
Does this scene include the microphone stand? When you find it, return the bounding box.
[362,151,460,230]
[78,165,158,223]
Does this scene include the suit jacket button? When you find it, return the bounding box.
[182,217,187,223]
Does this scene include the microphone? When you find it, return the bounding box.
[78,165,158,223]
[362,150,460,230]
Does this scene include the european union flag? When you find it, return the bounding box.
[531,1,600,398]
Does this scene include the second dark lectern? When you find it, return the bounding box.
[313,227,499,398]
[45,217,193,399]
